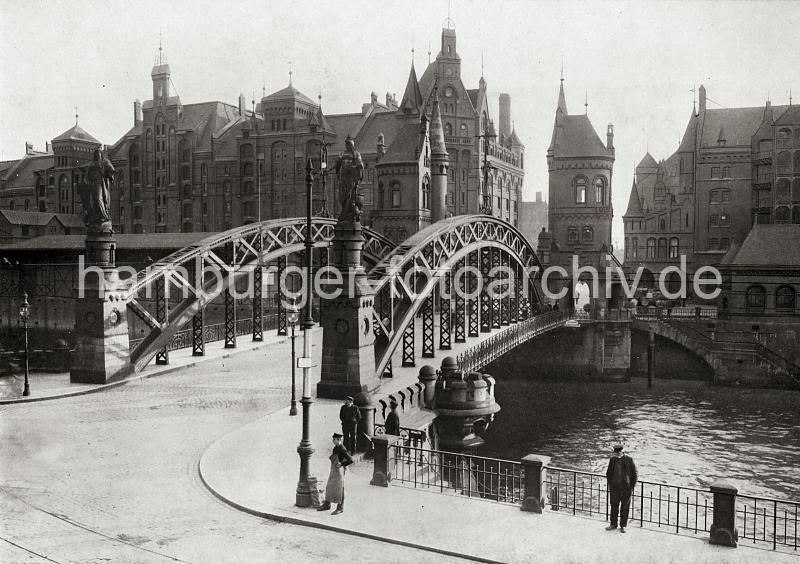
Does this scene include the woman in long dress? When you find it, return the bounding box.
[317,433,353,514]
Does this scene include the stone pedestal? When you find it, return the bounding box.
[418,365,437,408]
[709,481,739,547]
[370,434,400,487]
[70,232,131,384]
[354,391,376,455]
[317,221,380,399]
[521,454,551,513]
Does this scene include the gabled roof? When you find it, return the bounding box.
[699,106,787,147]
[262,84,317,106]
[725,224,800,267]
[352,111,400,156]
[623,178,644,217]
[1,154,53,185]
[550,114,610,158]
[53,213,85,228]
[0,210,56,226]
[399,63,423,115]
[377,122,424,165]
[775,105,800,126]
[637,152,658,169]
[52,123,101,145]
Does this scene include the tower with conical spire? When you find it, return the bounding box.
[430,88,449,223]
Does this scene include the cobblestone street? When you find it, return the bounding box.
[0,339,463,563]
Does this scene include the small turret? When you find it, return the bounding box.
[429,90,449,223]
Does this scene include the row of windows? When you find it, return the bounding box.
[709,167,731,179]
[625,237,681,259]
[775,205,800,224]
[709,189,730,203]
[746,285,796,311]
[567,226,594,244]
[775,150,800,173]
[775,178,800,200]
[574,176,607,205]
[709,212,731,227]
[707,238,732,251]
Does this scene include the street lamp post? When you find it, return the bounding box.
[19,292,30,397]
[317,137,331,218]
[296,158,317,507]
[288,303,299,416]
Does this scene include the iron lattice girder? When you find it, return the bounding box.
[454,257,466,343]
[124,217,395,373]
[369,216,544,379]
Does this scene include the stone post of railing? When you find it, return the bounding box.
[418,365,437,408]
[520,454,551,513]
[370,434,400,487]
[709,480,738,547]
[354,391,376,457]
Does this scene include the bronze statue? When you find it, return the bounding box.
[80,148,114,232]
[335,136,364,224]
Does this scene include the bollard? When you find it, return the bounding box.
[709,481,739,547]
[521,454,551,513]
[354,391,375,455]
[418,365,437,408]
[370,434,400,487]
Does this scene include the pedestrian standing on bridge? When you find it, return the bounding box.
[385,399,400,436]
[339,396,361,453]
[605,444,638,533]
[317,433,353,515]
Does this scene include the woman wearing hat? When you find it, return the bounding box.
[317,432,353,514]
[385,399,401,436]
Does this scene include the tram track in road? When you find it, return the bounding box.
[0,535,64,564]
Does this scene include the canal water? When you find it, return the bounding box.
[479,377,800,502]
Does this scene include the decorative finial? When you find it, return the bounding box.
[481,50,484,78]
[318,86,322,109]
[411,35,415,64]
[428,40,431,64]
[560,56,564,83]
[791,88,793,106]
[288,61,292,86]
[75,106,79,125]
[262,69,266,97]
[691,85,696,113]
[585,90,588,115]
[158,28,163,65]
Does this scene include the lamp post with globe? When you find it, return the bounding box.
[19,293,30,397]
[287,302,299,416]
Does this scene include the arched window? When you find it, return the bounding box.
[777,151,791,173]
[794,151,800,173]
[659,217,666,230]
[631,237,638,258]
[657,238,667,258]
[243,201,255,217]
[444,123,453,136]
[646,238,656,258]
[421,176,430,210]
[240,144,254,159]
[567,227,578,243]
[594,177,606,204]
[669,237,679,258]
[776,206,791,223]
[574,177,586,204]
[146,129,153,153]
[793,206,800,224]
[391,184,401,207]
[38,200,46,212]
[776,286,796,311]
[242,181,254,196]
[460,123,468,135]
[182,203,193,218]
[777,128,792,147]
[243,162,254,177]
[746,285,766,312]
[624,237,629,258]
[719,237,730,251]
[777,178,790,198]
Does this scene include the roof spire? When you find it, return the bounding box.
[790,88,793,106]
[288,61,292,86]
[481,49,485,78]
[318,86,322,109]
[557,76,567,114]
[585,90,588,115]
[75,106,79,125]
[560,55,564,83]
[158,28,163,64]
[690,85,696,114]
[428,40,431,64]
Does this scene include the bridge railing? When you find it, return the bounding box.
[634,305,718,321]
[389,444,524,506]
[128,313,279,352]
[456,310,571,372]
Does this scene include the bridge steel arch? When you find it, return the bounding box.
[125,218,395,372]
[367,216,544,378]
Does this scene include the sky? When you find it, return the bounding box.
[1,0,799,247]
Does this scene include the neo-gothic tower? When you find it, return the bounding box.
[545,79,615,276]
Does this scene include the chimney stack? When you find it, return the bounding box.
[499,94,511,139]
[607,124,614,151]
[134,99,143,127]
[238,93,247,116]
[699,85,707,113]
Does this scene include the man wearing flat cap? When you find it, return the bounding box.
[317,433,353,514]
[339,396,361,453]
[605,444,638,533]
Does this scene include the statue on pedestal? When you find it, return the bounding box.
[80,148,115,233]
[336,136,364,224]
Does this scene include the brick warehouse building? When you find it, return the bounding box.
[105,22,525,239]
[623,85,800,286]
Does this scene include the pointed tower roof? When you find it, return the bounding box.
[308,105,331,132]
[508,126,524,148]
[624,177,644,217]
[52,123,101,145]
[429,89,448,158]
[400,63,424,115]
[557,80,568,115]
[637,152,658,169]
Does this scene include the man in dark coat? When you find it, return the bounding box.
[606,444,638,533]
[385,399,400,436]
[339,396,361,453]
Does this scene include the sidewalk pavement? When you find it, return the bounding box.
[198,395,795,563]
[0,328,309,404]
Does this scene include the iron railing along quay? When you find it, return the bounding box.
[373,423,428,449]
[738,494,800,551]
[456,310,570,372]
[390,444,524,506]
